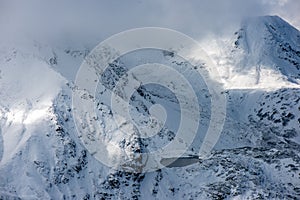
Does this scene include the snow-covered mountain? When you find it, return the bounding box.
[0,15,300,199]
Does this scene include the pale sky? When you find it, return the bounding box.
[0,0,299,42]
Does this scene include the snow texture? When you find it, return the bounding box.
[0,15,300,199]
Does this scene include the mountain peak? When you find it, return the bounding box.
[232,15,300,82]
[241,15,299,37]
[239,15,299,45]
[244,15,287,25]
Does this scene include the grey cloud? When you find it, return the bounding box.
[0,0,298,43]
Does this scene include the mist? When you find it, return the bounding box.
[0,0,299,44]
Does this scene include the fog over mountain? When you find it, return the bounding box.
[0,1,300,200]
[0,0,299,41]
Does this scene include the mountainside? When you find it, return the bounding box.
[0,15,300,199]
[209,15,300,90]
[234,16,300,81]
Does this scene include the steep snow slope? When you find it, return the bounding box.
[235,16,300,81]
[205,15,300,89]
[0,48,65,164]
[0,43,146,199]
[0,15,299,199]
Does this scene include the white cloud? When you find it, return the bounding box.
[0,0,299,42]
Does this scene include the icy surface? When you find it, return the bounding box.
[0,16,300,199]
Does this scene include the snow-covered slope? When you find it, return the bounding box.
[207,15,300,89]
[235,16,300,80]
[0,15,300,199]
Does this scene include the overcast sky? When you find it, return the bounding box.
[0,0,299,43]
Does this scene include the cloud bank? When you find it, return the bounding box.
[0,0,299,43]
